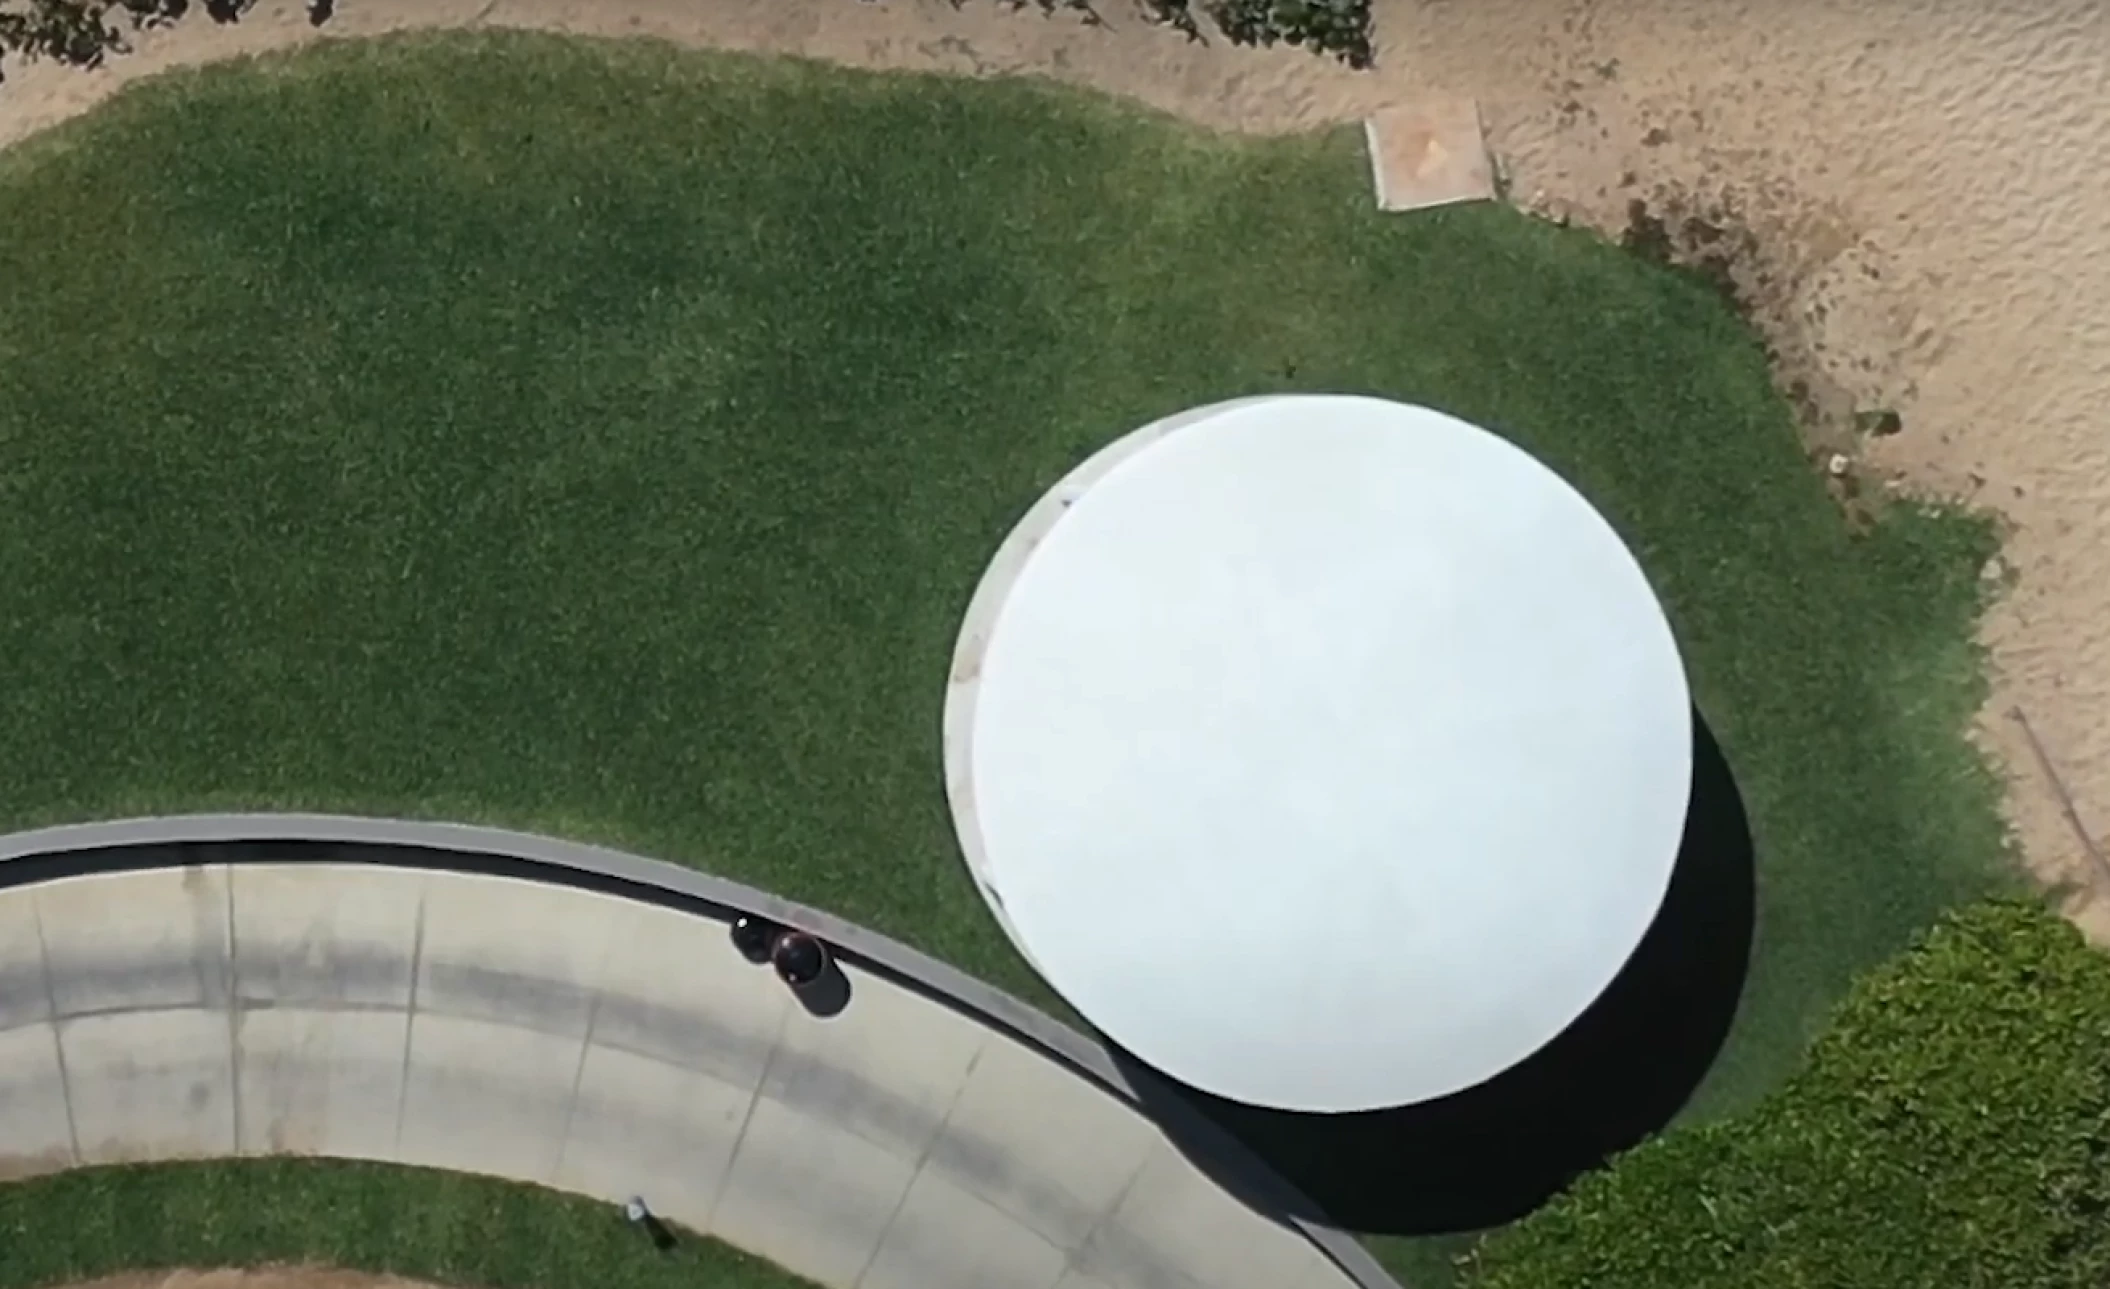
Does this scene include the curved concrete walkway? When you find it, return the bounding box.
[0,815,1397,1289]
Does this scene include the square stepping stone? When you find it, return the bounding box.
[1365,99,1495,212]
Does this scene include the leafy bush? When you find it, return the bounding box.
[1463,898,2110,1289]
[1172,0,1372,66]
[1,0,1375,81]
[0,0,343,81]
[0,0,248,82]
[986,0,1373,68]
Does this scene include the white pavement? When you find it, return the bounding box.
[0,836,1391,1289]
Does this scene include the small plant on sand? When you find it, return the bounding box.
[0,0,239,80]
[1171,0,1372,66]
[963,0,1373,68]
[0,0,338,80]
[0,0,112,70]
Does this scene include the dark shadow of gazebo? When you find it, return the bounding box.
[1113,704,1756,1236]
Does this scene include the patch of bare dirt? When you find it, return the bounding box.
[3,0,2107,930]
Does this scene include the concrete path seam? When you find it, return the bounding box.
[0,813,1403,1289]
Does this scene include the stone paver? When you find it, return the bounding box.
[0,894,48,1033]
[231,864,419,1008]
[1080,1139,1324,1289]
[711,1091,921,1286]
[928,1030,1158,1249]
[0,1024,70,1170]
[38,867,231,1014]
[236,1007,408,1158]
[399,1012,577,1182]
[1363,100,1495,212]
[861,1167,1069,1289]
[556,1039,752,1224]
[60,1008,235,1163]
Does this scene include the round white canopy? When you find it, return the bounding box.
[943,395,1692,1113]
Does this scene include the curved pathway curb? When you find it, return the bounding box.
[0,814,1401,1289]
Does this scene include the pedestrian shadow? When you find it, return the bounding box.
[790,959,853,1019]
[1118,703,1756,1236]
[641,1213,678,1252]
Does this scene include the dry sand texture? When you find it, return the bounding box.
[2,0,2107,923]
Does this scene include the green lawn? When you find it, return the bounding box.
[0,1160,802,1289]
[0,29,2010,1287]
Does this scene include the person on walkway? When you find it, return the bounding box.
[730,914,777,963]
[770,929,829,988]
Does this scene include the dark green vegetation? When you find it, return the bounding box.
[1030,0,1375,67]
[0,31,2007,1284]
[1464,900,2110,1289]
[0,0,1372,83]
[0,0,272,84]
[0,1159,808,1289]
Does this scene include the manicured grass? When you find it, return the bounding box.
[0,1160,803,1289]
[0,30,2010,1286]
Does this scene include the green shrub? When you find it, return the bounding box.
[0,0,257,82]
[1191,0,1371,65]
[977,0,1373,69]
[1464,898,2110,1289]
[0,0,136,74]
[1,0,1377,80]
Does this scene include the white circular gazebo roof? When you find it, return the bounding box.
[943,395,1692,1113]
